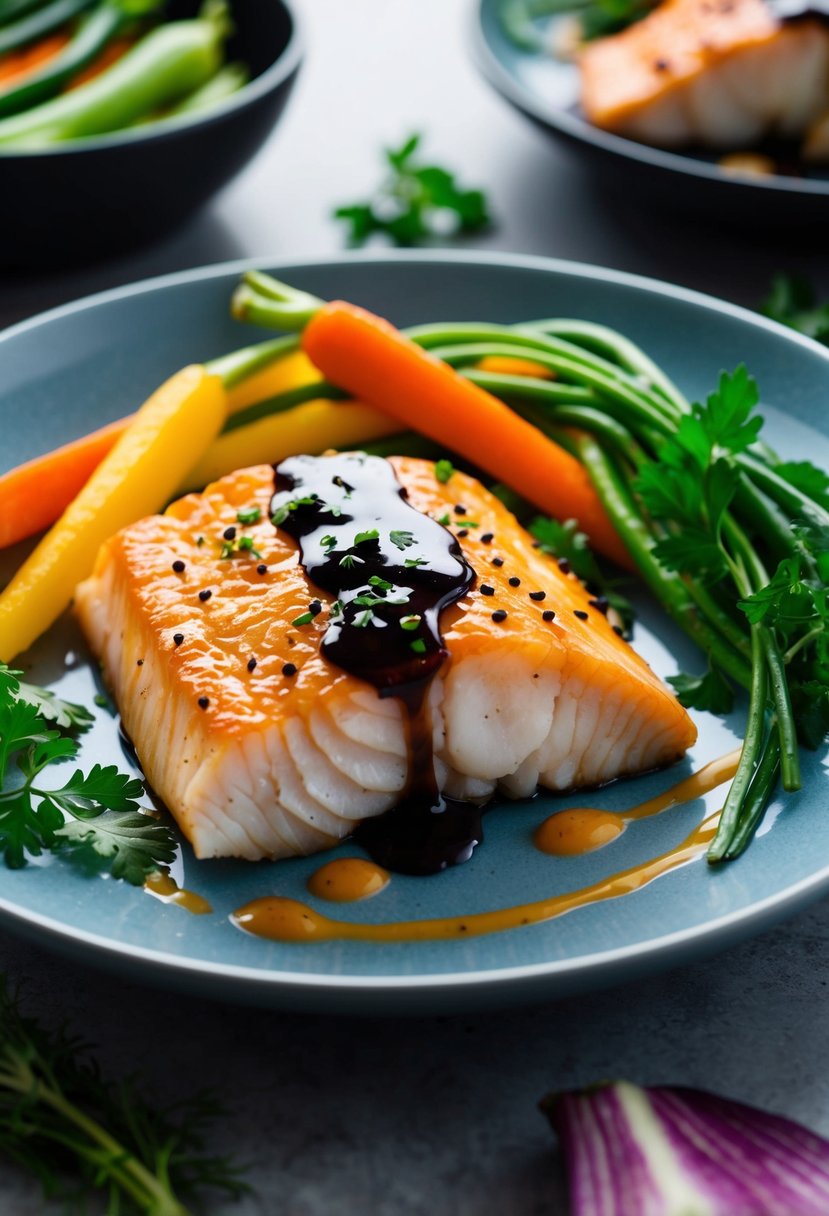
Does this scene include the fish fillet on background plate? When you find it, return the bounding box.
[75,457,696,862]
[579,0,829,152]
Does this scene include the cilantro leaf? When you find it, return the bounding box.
[668,667,735,714]
[776,461,829,513]
[333,134,492,248]
[0,665,93,733]
[389,530,415,551]
[761,274,829,344]
[45,766,145,819]
[56,813,178,886]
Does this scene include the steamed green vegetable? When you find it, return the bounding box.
[0,0,91,54]
[0,0,164,119]
[0,0,229,145]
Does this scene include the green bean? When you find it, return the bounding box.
[0,0,229,146]
[165,60,249,117]
[0,0,92,55]
[0,0,164,120]
[526,319,689,416]
[722,732,782,860]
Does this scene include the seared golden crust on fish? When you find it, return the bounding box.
[75,459,696,861]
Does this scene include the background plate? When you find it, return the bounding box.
[1,252,828,1015]
[472,0,829,230]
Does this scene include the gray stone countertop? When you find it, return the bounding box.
[1,1,827,1212]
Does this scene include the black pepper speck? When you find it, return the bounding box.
[223,526,237,541]
[136,659,143,666]
[574,609,588,621]
[282,662,297,677]
[257,564,268,575]
[480,584,495,597]
[491,557,504,568]
[172,560,185,573]
[558,558,571,574]
[542,610,556,622]
[454,504,467,515]
[198,588,212,602]
[173,633,184,647]
[457,528,468,538]
[529,590,546,602]
[309,600,322,616]
[247,657,257,672]
[198,696,209,709]
[491,609,507,623]
[480,532,493,544]
[508,576,520,587]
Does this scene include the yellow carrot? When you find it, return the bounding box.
[0,365,225,662]
[181,399,401,492]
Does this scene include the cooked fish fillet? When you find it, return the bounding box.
[579,0,829,150]
[74,459,696,861]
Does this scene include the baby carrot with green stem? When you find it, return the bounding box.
[232,272,631,568]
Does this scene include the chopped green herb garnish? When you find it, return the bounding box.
[291,612,315,627]
[368,575,394,591]
[436,513,451,526]
[236,506,262,525]
[410,638,427,654]
[354,609,375,628]
[390,529,416,551]
[400,615,421,631]
[405,556,428,568]
[354,528,380,545]
[435,459,454,484]
[320,534,337,552]
[333,134,491,248]
[339,554,364,570]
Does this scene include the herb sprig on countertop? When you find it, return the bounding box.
[333,134,491,247]
[0,665,177,883]
[0,978,248,1214]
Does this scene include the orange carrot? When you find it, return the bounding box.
[0,417,126,550]
[302,301,631,568]
[0,31,70,84]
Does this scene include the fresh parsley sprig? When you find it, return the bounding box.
[0,978,249,1214]
[761,274,829,345]
[0,667,176,884]
[334,134,491,248]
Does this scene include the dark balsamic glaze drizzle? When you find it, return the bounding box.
[271,453,484,875]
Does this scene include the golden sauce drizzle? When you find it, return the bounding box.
[534,748,742,857]
[232,816,719,943]
[534,808,624,856]
[307,858,390,902]
[231,750,742,945]
[144,872,213,915]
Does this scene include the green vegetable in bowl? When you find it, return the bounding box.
[0,0,93,55]
[0,0,230,146]
[165,58,248,116]
[0,0,166,119]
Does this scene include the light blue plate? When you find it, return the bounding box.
[2,252,828,1015]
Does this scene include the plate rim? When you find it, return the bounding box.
[470,0,829,200]
[4,247,829,1005]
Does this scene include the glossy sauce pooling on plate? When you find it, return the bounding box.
[533,747,742,856]
[232,752,741,943]
[271,453,477,875]
[307,858,390,902]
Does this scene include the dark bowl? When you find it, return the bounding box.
[0,0,302,268]
[471,0,829,232]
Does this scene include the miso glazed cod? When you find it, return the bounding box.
[75,453,696,874]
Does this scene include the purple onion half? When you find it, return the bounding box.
[541,1081,829,1216]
